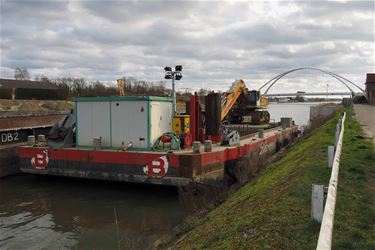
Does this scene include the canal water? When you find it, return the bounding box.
[0,176,182,249]
[0,102,318,249]
[268,102,318,127]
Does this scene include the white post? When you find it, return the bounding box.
[334,119,341,147]
[311,184,324,223]
[328,145,334,168]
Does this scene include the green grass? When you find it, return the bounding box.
[39,101,74,111]
[175,108,375,249]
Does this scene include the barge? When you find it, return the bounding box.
[18,94,298,186]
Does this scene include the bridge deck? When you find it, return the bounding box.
[264,92,352,97]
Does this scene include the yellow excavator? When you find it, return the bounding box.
[117,79,125,96]
[221,80,270,125]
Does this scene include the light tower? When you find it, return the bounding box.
[164,65,183,115]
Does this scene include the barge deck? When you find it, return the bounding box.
[18,125,298,186]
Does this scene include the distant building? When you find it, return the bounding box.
[0,78,58,100]
[366,73,375,105]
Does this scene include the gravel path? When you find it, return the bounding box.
[353,104,375,148]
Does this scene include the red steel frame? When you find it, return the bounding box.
[189,93,204,143]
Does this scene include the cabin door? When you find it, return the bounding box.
[150,103,161,144]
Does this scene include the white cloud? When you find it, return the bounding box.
[0,0,373,93]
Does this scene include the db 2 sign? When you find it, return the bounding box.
[0,131,19,144]
[143,155,169,178]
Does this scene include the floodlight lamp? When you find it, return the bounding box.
[165,74,173,79]
[175,65,182,71]
[164,66,172,72]
[175,74,183,80]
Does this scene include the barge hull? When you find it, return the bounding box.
[18,126,298,186]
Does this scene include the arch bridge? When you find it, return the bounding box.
[258,68,366,100]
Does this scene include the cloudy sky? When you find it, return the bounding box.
[0,0,374,93]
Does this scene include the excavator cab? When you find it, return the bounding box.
[221,80,270,125]
[247,90,259,106]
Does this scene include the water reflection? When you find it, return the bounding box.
[0,175,183,249]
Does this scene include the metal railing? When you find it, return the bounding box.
[316,112,346,249]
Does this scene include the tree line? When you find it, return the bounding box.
[1,67,214,100]
[35,76,170,100]
[1,67,170,100]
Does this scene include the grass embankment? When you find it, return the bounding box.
[0,99,73,113]
[175,108,375,249]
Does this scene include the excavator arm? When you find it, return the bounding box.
[221,80,248,121]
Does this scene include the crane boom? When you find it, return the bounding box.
[221,80,247,121]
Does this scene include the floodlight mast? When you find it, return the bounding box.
[164,65,182,116]
[172,76,176,115]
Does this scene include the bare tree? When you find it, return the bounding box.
[14,67,31,80]
[198,88,208,96]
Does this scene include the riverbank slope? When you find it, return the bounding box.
[174,108,375,249]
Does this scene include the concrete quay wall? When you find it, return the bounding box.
[310,103,341,121]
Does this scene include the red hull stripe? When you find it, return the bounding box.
[19,148,177,166]
[19,129,294,168]
[196,132,286,166]
[200,151,226,166]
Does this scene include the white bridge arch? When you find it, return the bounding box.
[258,68,365,97]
